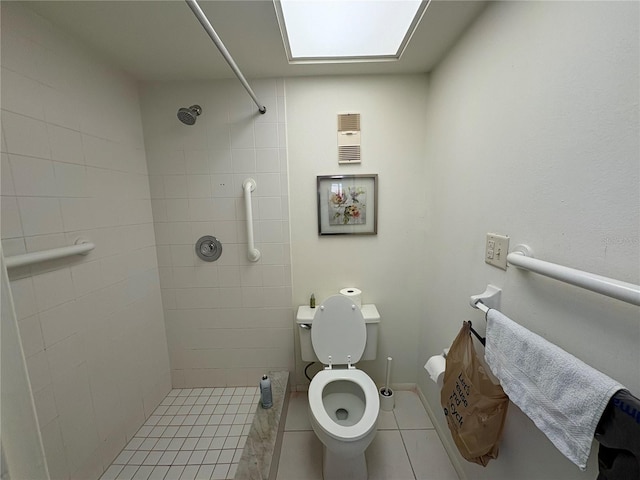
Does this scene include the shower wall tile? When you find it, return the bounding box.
[140,79,294,388]
[0,196,23,238]
[1,3,171,480]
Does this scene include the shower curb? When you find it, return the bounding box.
[235,371,290,480]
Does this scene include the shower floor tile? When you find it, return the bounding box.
[101,387,259,480]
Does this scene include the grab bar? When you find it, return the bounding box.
[243,178,261,262]
[507,244,640,306]
[5,238,94,269]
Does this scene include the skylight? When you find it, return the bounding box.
[275,0,428,63]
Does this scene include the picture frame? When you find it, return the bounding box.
[317,174,378,235]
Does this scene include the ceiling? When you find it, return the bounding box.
[26,0,487,82]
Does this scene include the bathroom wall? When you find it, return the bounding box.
[286,75,429,387]
[0,3,171,479]
[417,2,639,479]
[139,79,293,388]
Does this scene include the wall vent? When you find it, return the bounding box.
[337,113,361,164]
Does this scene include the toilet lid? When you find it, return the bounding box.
[312,295,366,365]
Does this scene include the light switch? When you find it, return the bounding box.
[485,233,509,270]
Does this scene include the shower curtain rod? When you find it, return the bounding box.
[185,0,267,114]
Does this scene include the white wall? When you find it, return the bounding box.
[287,75,429,387]
[139,79,294,388]
[0,4,171,479]
[418,2,639,479]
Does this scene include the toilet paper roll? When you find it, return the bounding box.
[340,287,362,307]
[424,354,447,385]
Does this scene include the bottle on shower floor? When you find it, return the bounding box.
[260,374,272,409]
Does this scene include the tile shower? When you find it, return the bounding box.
[140,78,293,388]
[1,3,292,479]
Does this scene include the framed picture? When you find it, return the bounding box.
[317,174,378,235]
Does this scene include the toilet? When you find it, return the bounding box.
[297,295,380,480]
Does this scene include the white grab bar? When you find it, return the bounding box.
[5,238,95,269]
[507,244,640,306]
[243,178,261,262]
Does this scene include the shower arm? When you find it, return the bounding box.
[185,0,267,115]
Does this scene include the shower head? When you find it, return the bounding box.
[177,104,202,125]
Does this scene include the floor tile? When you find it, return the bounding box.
[125,438,144,450]
[401,430,459,480]
[100,465,124,480]
[211,463,229,479]
[393,391,434,429]
[115,465,139,480]
[132,465,154,480]
[366,430,416,480]
[149,466,169,479]
[275,431,323,480]
[195,464,214,480]
[178,465,199,480]
[113,450,135,465]
[377,409,398,430]
[284,391,311,431]
[128,451,149,466]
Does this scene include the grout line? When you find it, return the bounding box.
[398,428,419,480]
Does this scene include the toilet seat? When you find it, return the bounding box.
[309,369,379,442]
[312,295,366,366]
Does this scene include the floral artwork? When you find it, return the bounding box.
[317,174,377,235]
[328,185,367,225]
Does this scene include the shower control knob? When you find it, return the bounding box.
[195,235,223,262]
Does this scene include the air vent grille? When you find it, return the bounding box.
[338,113,361,132]
[337,113,361,164]
[338,145,361,164]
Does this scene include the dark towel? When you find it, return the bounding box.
[594,389,640,480]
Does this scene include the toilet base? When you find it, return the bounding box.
[322,445,367,480]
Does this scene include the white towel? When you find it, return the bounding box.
[485,309,624,470]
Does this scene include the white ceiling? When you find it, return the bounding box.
[26,0,487,82]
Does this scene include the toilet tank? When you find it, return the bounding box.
[296,304,380,363]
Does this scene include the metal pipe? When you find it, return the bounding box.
[507,245,640,306]
[185,0,266,114]
[243,178,261,262]
[6,240,95,269]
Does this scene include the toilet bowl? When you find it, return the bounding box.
[306,295,380,480]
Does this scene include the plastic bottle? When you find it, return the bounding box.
[260,374,272,409]
[310,293,316,308]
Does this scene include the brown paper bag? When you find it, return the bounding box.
[440,321,509,466]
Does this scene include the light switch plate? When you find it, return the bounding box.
[485,233,510,270]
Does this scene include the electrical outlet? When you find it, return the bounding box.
[485,233,509,270]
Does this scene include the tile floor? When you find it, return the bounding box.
[100,387,259,480]
[277,390,459,480]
